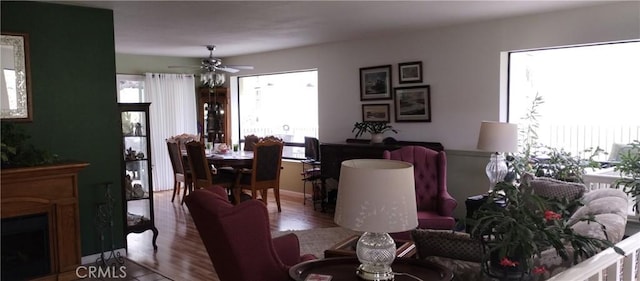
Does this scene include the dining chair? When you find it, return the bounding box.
[234,139,284,212]
[166,139,192,204]
[244,134,260,151]
[185,141,233,193]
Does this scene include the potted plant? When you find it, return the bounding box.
[614,140,640,218]
[471,181,622,279]
[352,121,397,144]
[1,122,57,168]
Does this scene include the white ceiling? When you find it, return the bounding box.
[52,1,610,58]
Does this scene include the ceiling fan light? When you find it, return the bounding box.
[201,71,225,87]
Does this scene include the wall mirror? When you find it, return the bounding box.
[1,32,32,121]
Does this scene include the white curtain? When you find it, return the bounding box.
[145,73,197,191]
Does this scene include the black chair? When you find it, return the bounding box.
[301,137,321,208]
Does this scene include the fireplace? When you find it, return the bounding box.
[2,213,51,280]
[1,162,88,281]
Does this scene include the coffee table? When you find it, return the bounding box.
[324,235,416,258]
[289,257,454,281]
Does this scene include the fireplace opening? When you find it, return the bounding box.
[1,213,51,281]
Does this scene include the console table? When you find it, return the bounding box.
[319,139,443,211]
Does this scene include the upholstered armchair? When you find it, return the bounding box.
[185,187,316,281]
[383,146,457,231]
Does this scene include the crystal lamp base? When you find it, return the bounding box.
[355,232,396,281]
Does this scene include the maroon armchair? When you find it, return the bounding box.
[184,186,315,281]
[383,146,457,231]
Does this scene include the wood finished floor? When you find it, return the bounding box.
[125,189,337,281]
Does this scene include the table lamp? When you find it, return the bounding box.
[476,121,518,190]
[334,159,418,281]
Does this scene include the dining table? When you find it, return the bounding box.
[206,150,254,170]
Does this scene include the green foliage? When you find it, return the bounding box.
[352,121,397,138]
[471,182,621,275]
[1,122,58,168]
[614,140,640,215]
[506,92,603,183]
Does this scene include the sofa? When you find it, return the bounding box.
[412,184,629,281]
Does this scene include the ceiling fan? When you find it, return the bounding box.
[169,45,254,74]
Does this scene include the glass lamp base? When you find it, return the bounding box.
[356,264,394,281]
[485,153,508,191]
[355,232,396,281]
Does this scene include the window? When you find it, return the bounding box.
[238,70,318,159]
[117,74,145,103]
[508,41,640,161]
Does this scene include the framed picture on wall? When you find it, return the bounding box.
[394,85,431,122]
[362,104,390,122]
[398,61,422,84]
[360,65,392,100]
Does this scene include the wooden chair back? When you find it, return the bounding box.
[185,141,214,190]
[244,134,260,151]
[235,138,284,211]
[167,139,186,175]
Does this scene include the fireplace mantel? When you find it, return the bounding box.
[1,162,89,281]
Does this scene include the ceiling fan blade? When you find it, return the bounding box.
[225,65,254,70]
[168,65,201,69]
[216,66,240,73]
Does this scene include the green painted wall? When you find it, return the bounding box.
[1,1,123,256]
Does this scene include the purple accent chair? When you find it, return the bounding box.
[185,186,316,281]
[383,146,457,233]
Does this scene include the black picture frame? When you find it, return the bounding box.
[362,104,390,122]
[359,65,392,100]
[398,61,423,84]
[394,85,431,122]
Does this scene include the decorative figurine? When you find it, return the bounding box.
[134,122,142,136]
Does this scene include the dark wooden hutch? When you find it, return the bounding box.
[197,86,231,145]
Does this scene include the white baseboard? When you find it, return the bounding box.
[81,248,126,265]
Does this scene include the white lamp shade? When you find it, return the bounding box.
[334,159,418,233]
[476,121,518,153]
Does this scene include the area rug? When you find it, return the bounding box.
[272,227,360,258]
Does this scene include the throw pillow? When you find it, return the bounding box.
[411,229,483,262]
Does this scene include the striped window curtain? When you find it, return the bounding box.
[145,73,197,191]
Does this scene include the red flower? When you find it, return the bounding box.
[533,266,547,274]
[499,257,519,267]
[544,210,561,221]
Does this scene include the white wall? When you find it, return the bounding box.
[116,54,201,75]
[223,2,639,150]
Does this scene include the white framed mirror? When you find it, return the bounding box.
[1,32,32,121]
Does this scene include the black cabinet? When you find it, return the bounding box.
[319,139,444,211]
[320,139,444,182]
[119,102,158,250]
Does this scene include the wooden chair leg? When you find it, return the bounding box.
[260,189,268,205]
[274,187,281,212]
[232,187,242,205]
[171,180,179,202]
[181,182,189,205]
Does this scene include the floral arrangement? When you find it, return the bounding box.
[471,181,623,278]
[216,143,229,154]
